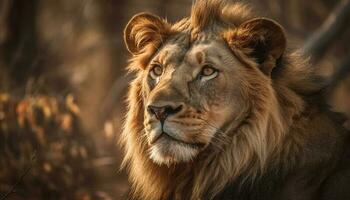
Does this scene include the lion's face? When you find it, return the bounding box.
[142,39,249,165]
[124,10,286,166]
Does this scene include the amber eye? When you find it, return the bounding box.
[149,64,163,79]
[201,65,216,76]
[200,65,218,81]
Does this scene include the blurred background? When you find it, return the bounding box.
[0,0,349,199]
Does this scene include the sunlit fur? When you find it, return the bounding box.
[120,1,335,200]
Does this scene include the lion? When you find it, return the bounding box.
[120,0,350,199]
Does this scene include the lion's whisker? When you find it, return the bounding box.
[194,117,231,151]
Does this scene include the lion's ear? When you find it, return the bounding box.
[223,18,286,75]
[124,13,171,55]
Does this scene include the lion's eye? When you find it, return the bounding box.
[149,64,163,79]
[201,66,215,76]
[200,65,218,81]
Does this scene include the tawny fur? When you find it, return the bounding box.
[120,1,341,200]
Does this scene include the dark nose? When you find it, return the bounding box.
[147,105,183,122]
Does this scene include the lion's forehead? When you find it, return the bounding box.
[157,43,186,64]
[158,36,226,67]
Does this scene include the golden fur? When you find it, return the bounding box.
[120,1,339,200]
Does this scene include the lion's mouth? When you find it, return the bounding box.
[151,132,206,149]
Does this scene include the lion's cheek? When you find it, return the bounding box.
[207,101,235,123]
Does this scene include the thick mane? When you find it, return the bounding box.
[190,0,254,31]
[120,1,331,200]
[190,0,224,31]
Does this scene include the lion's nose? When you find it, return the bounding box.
[147,105,183,122]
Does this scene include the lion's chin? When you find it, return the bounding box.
[148,135,200,166]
